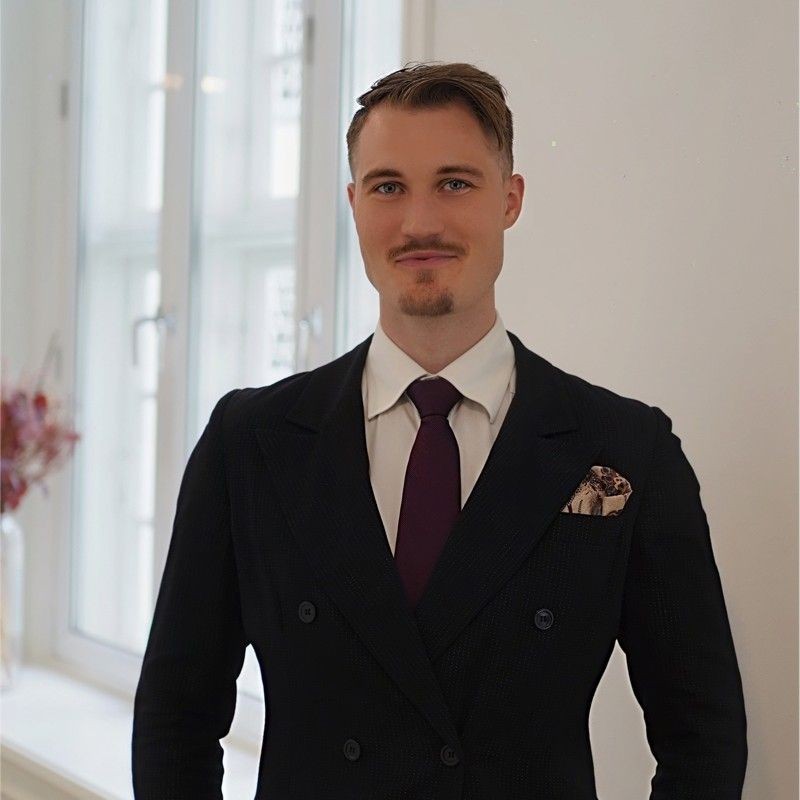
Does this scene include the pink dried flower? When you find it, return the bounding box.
[1,341,80,514]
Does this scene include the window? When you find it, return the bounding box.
[70,0,169,656]
[56,0,406,748]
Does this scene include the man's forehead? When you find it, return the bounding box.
[353,103,502,183]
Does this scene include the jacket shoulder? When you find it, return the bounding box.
[214,335,372,430]
[552,362,660,445]
[217,370,313,429]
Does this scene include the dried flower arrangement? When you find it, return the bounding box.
[1,336,81,514]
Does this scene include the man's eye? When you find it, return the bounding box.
[372,179,472,195]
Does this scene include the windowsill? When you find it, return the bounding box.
[1,662,260,799]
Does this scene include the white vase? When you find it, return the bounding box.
[1,511,24,691]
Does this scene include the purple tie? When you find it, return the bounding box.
[395,376,463,610]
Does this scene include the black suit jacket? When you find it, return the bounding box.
[132,330,747,799]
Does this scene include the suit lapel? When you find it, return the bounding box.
[255,329,602,745]
[256,335,461,748]
[412,332,604,661]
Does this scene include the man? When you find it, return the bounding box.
[132,62,747,799]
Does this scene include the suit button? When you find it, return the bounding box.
[343,738,361,761]
[440,744,459,766]
[298,601,316,623]
[534,608,554,629]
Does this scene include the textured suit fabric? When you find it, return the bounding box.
[131,330,748,799]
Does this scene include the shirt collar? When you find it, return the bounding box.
[364,310,515,424]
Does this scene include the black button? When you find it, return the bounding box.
[440,744,459,766]
[343,738,361,761]
[534,608,554,629]
[298,601,316,623]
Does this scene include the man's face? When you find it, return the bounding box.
[347,102,524,320]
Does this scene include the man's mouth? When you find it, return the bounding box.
[396,255,457,267]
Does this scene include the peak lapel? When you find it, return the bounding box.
[255,335,460,749]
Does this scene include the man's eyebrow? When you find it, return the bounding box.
[360,164,486,185]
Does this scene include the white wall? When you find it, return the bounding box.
[2,0,72,381]
[428,0,797,797]
[1,0,36,376]
[1,0,73,677]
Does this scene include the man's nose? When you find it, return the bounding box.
[399,195,446,240]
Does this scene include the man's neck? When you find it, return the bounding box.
[378,306,498,374]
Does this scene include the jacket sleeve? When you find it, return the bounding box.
[617,405,748,799]
[132,388,249,799]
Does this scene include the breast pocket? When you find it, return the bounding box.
[551,508,628,539]
[539,510,629,622]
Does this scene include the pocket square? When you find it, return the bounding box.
[561,465,633,517]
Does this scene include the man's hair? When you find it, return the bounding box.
[346,61,514,182]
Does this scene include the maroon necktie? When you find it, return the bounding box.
[395,376,463,610]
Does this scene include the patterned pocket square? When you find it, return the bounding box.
[561,465,633,517]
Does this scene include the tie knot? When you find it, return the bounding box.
[405,376,463,419]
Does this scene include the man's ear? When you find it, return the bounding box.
[503,173,525,229]
[347,182,355,212]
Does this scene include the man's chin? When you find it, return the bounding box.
[397,289,455,317]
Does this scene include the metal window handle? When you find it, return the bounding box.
[132,305,177,367]
[297,306,322,371]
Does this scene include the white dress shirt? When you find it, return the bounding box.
[361,310,517,557]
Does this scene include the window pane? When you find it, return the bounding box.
[71,0,168,652]
[190,0,302,424]
[190,0,306,700]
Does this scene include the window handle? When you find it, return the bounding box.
[297,306,322,371]
[132,305,176,368]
